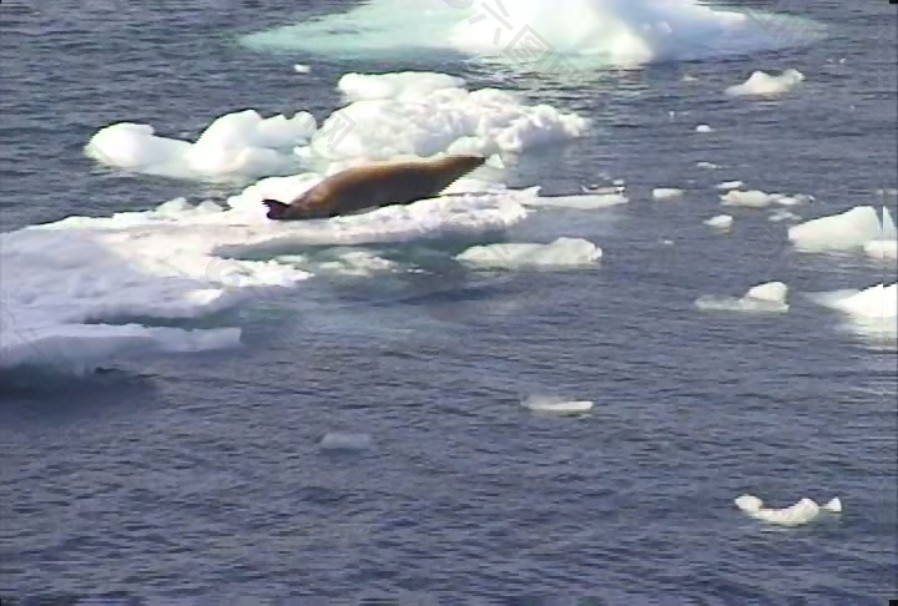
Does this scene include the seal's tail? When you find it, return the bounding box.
[262,199,290,220]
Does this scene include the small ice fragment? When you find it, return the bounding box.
[653,188,684,201]
[695,124,714,133]
[704,214,734,230]
[319,432,373,451]
[697,161,720,169]
[293,64,311,74]
[522,395,594,415]
[716,180,743,191]
[456,237,602,270]
[735,494,828,527]
[721,190,774,208]
[734,494,764,513]
[769,209,802,223]
[725,69,805,97]
[695,281,789,314]
[822,498,842,513]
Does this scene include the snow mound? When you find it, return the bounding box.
[305,72,589,162]
[85,111,316,182]
[725,69,805,97]
[695,281,789,314]
[456,237,602,270]
[735,494,842,526]
[789,206,896,253]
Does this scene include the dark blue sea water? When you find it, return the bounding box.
[1,1,897,603]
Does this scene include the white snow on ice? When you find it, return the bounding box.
[725,69,806,97]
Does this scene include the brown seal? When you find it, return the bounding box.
[262,154,487,221]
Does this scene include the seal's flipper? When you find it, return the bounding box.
[263,199,291,220]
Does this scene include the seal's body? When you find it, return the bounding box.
[263,155,486,221]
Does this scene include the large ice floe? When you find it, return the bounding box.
[725,69,806,97]
[241,0,822,69]
[695,282,790,314]
[735,494,842,527]
[788,206,897,258]
[0,187,532,374]
[86,71,589,181]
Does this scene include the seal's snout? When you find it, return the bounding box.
[263,199,290,220]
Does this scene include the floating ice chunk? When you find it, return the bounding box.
[725,69,805,97]
[704,214,734,230]
[524,193,629,210]
[653,188,684,201]
[735,494,841,527]
[86,110,317,181]
[822,498,842,513]
[788,206,896,252]
[816,284,897,319]
[810,284,897,343]
[456,237,601,270]
[769,209,802,223]
[716,180,744,191]
[319,432,373,451]
[697,161,721,170]
[721,189,775,208]
[293,64,311,74]
[769,193,813,207]
[695,281,789,314]
[522,395,594,415]
[695,124,714,133]
[865,239,898,263]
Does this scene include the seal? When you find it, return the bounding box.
[262,154,486,221]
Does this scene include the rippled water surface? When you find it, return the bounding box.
[1,0,897,603]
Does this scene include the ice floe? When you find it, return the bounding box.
[695,124,714,133]
[721,189,812,209]
[810,284,897,343]
[725,69,806,97]
[456,238,602,270]
[522,192,629,210]
[0,184,532,373]
[735,494,842,526]
[695,281,790,314]
[716,180,744,191]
